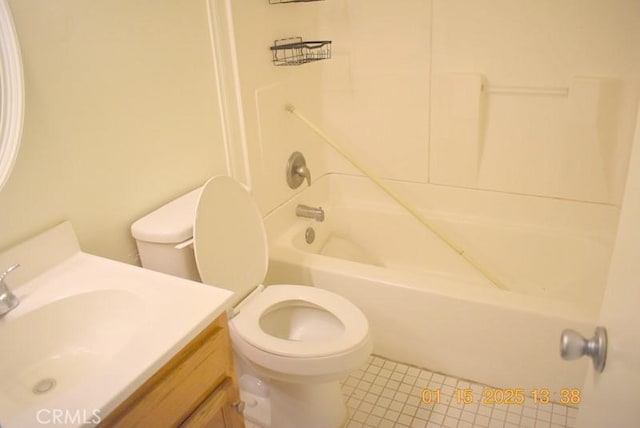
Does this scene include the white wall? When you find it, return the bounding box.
[318,0,431,183]
[0,0,229,264]
[231,0,640,211]
[10,0,633,263]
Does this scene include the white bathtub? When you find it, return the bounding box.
[264,174,619,393]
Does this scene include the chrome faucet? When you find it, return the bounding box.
[296,204,325,222]
[0,264,20,317]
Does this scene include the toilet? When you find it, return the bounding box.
[131,176,372,428]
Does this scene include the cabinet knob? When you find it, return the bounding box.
[232,400,245,413]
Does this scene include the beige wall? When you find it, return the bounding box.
[0,0,228,264]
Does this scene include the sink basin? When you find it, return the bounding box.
[0,290,145,411]
[0,222,233,427]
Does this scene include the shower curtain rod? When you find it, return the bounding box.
[285,103,509,291]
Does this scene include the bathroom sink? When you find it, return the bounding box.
[0,222,233,427]
[0,290,145,407]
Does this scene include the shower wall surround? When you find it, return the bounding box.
[228,0,329,213]
[429,1,640,204]
[229,0,640,212]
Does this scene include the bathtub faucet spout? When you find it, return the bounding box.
[296,204,325,222]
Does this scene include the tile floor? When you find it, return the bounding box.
[341,355,578,428]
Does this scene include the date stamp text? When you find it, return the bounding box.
[421,387,581,406]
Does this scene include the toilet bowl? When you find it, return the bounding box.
[230,284,371,382]
[131,176,372,428]
[227,286,371,428]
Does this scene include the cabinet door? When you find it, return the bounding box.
[99,314,239,427]
[180,377,244,428]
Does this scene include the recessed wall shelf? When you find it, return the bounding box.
[270,37,331,66]
[269,0,324,4]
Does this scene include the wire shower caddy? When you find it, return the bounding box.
[270,37,332,66]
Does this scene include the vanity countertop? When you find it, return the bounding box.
[0,221,233,427]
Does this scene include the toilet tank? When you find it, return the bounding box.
[131,187,202,282]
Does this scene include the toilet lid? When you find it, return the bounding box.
[194,176,268,297]
[231,284,370,358]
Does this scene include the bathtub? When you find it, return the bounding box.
[263,174,619,393]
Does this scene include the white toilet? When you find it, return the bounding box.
[131,176,372,428]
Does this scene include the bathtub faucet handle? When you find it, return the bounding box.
[286,152,311,189]
[296,165,311,187]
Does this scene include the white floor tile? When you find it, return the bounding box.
[340,355,576,428]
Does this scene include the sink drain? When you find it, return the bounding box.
[32,378,56,395]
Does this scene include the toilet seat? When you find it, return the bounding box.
[194,176,269,300]
[231,284,369,358]
[194,176,370,368]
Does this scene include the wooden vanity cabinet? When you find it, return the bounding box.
[99,313,244,428]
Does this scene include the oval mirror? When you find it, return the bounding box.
[0,0,24,191]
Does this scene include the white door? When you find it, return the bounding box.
[576,109,640,427]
